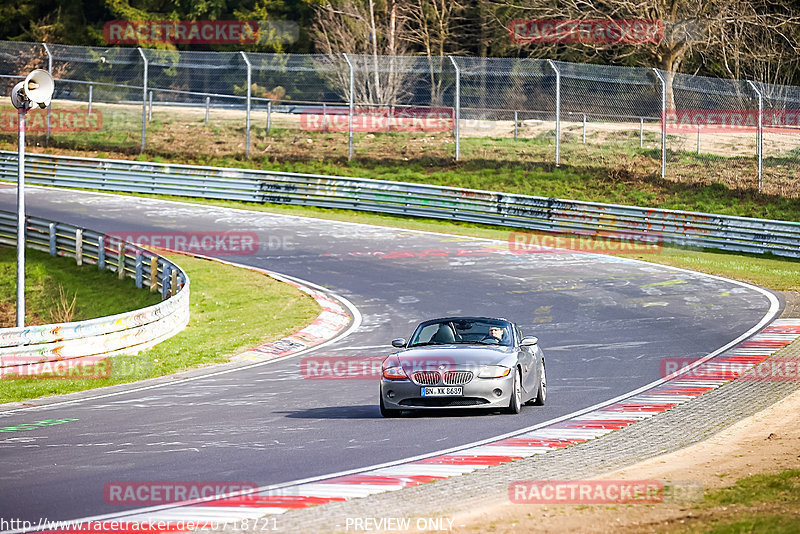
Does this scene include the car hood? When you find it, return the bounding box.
[391,345,515,371]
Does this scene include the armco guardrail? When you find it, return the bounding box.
[0,151,798,259]
[0,209,189,375]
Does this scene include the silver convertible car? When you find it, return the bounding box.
[379,317,546,417]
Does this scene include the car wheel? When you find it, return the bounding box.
[505,367,522,414]
[380,392,401,418]
[532,361,546,406]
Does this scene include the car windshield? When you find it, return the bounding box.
[408,319,513,347]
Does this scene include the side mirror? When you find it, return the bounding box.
[521,336,538,347]
[391,338,406,348]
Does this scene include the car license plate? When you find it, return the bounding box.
[421,386,463,397]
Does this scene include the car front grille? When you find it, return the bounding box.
[412,371,441,385]
[443,371,473,385]
[399,397,490,407]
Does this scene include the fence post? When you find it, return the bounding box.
[240,51,252,159]
[640,117,644,148]
[342,53,354,160]
[137,48,148,154]
[514,110,518,140]
[42,43,53,146]
[205,96,210,126]
[49,223,57,256]
[148,90,153,122]
[582,114,587,144]
[747,80,763,192]
[546,59,561,165]
[448,56,460,161]
[267,100,272,133]
[323,102,327,131]
[75,228,83,266]
[88,84,93,114]
[652,68,667,179]
[697,126,701,154]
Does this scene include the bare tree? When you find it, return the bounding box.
[402,0,469,104]
[309,0,412,105]
[490,0,800,109]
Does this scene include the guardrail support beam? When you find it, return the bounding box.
[75,228,83,266]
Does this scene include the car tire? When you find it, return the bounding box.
[505,368,522,414]
[532,361,546,406]
[380,393,401,418]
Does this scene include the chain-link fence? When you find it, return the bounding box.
[1,40,797,196]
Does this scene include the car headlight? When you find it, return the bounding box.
[478,365,511,379]
[383,365,409,381]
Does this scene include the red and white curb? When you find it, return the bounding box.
[32,318,799,532]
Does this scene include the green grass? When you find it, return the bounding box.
[1,253,321,403]
[3,100,799,221]
[0,247,161,326]
[671,471,800,533]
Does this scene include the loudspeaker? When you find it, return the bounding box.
[11,69,54,109]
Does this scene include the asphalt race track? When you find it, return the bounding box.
[0,185,780,525]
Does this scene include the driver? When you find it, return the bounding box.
[488,326,505,342]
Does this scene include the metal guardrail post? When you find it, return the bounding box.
[42,43,52,146]
[117,242,125,279]
[448,56,460,161]
[652,68,667,179]
[342,53,354,160]
[241,51,252,159]
[48,223,56,256]
[162,265,171,299]
[547,60,561,165]
[137,48,148,154]
[75,228,83,266]
[135,252,143,288]
[97,236,105,269]
[150,256,158,292]
[747,80,764,192]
